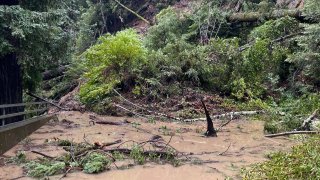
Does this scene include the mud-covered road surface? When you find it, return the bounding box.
[0,111,296,180]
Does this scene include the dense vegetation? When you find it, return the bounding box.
[243,137,320,179]
[76,0,320,131]
[0,0,319,178]
[75,0,320,178]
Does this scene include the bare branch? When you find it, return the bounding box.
[265,131,319,138]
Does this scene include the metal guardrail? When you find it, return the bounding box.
[0,101,56,155]
[0,101,49,126]
[0,101,48,108]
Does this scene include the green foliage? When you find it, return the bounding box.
[57,139,73,146]
[263,93,320,133]
[223,17,297,99]
[189,0,230,42]
[74,0,179,54]
[288,25,320,89]
[231,78,250,100]
[144,7,191,50]
[303,0,320,22]
[25,161,65,177]
[0,2,77,91]
[142,9,236,95]
[279,93,320,116]
[112,151,125,160]
[75,0,98,53]
[243,137,320,179]
[130,145,145,165]
[81,152,110,174]
[79,29,146,105]
[142,15,221,97]
[249,17,300,41]
[6,151,27,164]
[207,37,242,92]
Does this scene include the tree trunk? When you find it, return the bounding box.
[0,0,19,5]
[0,53,24,125]
[201,99,217,137]
[0,0,23,126]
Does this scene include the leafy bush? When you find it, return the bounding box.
[249,17,300,41]
[288,24,320,90]
[221,18,296,99]
[243,137,320,180]
[263,93,320,133]
[79,29,146,105]
[6,151,26,164]
[81,152,111,174]
[144,7,191,50]
[25,161,65,177]
[143,13,221,96]
[303,0,320,22]
[188,0,230,43]
[130,145,145,165]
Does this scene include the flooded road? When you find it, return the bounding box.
[0,111,296,179]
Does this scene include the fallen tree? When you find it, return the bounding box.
[89,115,131,126]
[184,110,264,122]
[265,131,319,138]
[227,9,304,22]
[265,109,319,138]
[297,109,319,131]
[42,66,68,81]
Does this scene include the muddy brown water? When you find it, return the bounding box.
[0,111,296,180]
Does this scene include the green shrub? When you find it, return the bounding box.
[143,27,218,96]
[262,93,320,133]
[249,17,300,41]
[25,161,65,177]
[79,29,147,105]
[6,151,26,164]
[288,24,320,90]
[279,93,320,116]
[144,7,190,50]
[81,152,111,174]
[231,78,250,100]
[243,137,320,179]
[188,0,230,42]
[206,38,242,92]
[130,145,145,165]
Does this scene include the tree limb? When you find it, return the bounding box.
[298,109,319,131]
[89,115,130,126]
[113,0,150,25]
[113,103,148,120]
[113,89,182,121]
[228,9,304,22]
[239,32,307,52]
[265,131,319,138]
[26,92,70,111]
[31,150,55,159]
[184,110,264,122]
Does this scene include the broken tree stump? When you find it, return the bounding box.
[201,99,217,137]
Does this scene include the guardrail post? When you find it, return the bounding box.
[1,108,5,126]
